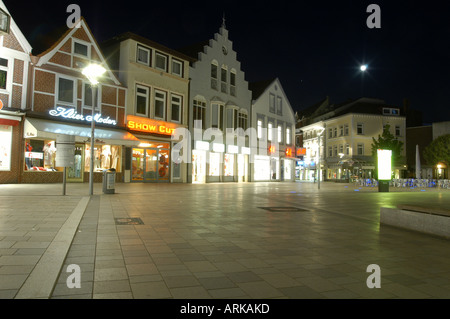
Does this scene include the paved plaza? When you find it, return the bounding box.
[0,181,449,299]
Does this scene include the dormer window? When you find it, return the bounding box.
[0,8,10,34]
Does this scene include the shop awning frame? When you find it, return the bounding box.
[24,117,140,147]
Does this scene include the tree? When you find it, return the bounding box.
[423,134,450,166]
[371,125,404,179]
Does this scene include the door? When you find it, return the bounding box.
[132,148,170,182]
[67,143,84,182]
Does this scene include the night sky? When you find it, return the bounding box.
[4,0,450,124]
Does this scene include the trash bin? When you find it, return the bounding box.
[103,168,116,194]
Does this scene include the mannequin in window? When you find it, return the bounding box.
[102,145,111,169]
[43,141,56,167]
[25,142,33,169]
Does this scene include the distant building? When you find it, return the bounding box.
[296,97,407,181]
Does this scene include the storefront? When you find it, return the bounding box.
[126,115,186,183]
[0,112,23,184]
[191,141,249,183]
[22,116,139,183]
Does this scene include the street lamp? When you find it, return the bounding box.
[82,63,106,196]
[313,126,325,190]
[360,64,368,72]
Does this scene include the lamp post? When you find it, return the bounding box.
[315,126,325,190]
[82,64,106,196]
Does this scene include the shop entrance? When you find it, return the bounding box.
[131,144,170,182]
[67,143,84,182]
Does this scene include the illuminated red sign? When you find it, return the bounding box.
[127,115,179,136]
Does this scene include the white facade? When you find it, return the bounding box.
[182,23,252,183]
[250,78,296,182]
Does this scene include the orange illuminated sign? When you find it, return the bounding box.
[296,148,306,156]
[127,115,178,136]
[285,148,292,157]
[269,145,276,154]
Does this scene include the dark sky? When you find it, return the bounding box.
[4,0,450,124]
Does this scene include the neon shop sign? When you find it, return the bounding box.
[49,106,117,125]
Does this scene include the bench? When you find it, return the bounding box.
[380,205,450,239]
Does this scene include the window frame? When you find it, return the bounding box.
[211,103,224,130]
[56,75,77,106]
[171,58,183,77]
[83,82,101,110]
[72,39,91,59]
[357,123,364,135]
[136,45,151,66]
[170,94,182,123]
[193,99,206,129]
[135,84,150,117]
[276,96,283,115]
[155,51,168,72]
[0,57,9,91]
[154,89,167,120]
[357,143,364,155]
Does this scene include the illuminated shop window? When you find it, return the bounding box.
[0,125,12,171]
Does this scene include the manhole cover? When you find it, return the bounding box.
[258,207,308,212]
[115,218,144,225]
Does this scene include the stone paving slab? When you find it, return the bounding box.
[0,181,449,300]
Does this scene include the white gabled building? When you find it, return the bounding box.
[249,78,296,182]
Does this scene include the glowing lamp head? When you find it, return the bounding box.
[360,64,368,72]
[82,64,106,85]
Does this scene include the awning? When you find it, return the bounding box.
[24,118,140,146]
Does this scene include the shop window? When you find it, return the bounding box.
[209,152,221,176]
[24,139,59,171]
[0,125,12,171]
[85,144,122,172]
[224,154,234,176]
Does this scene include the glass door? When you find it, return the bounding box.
[132,147,170,182]
[67,144,84,182]
[158,149,170,181]
[132,148,144,181]
[145,149,157,181]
